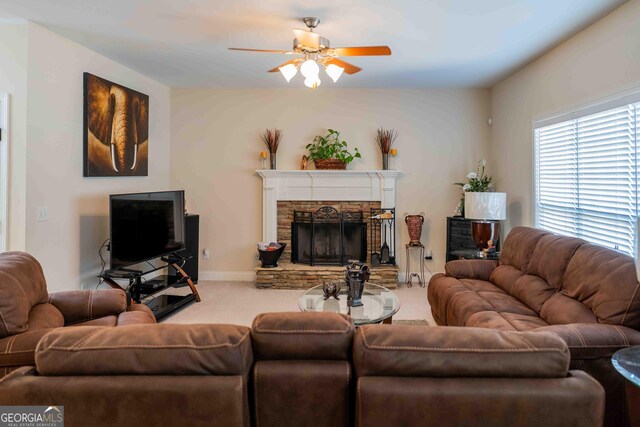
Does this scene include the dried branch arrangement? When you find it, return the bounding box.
[261,129,282,153]
[375,128,398,154]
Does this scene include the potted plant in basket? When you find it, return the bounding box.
[306,129,361,170]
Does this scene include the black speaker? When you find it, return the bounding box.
[170,214,199,284]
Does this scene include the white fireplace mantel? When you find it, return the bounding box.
[257,169,401,243]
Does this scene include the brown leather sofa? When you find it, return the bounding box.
[428,226,640,427]
[0,251,156,377]
[0,312,604,427]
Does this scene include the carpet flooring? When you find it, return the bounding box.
[161,280,435,327]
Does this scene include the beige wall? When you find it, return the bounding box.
[0,22,28,251]
[171,88,491,278]
[491,0,640,232]
[23,23,172,292]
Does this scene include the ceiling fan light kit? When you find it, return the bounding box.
[229,17,391,89]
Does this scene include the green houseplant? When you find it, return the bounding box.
[306,129,361,170]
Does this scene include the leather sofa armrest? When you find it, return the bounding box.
[534,323,640,359]
[35,324,253,376]
[445,259,498,281]
[48,289,127,325]
[0,329,57,369]
[353,325,570,378]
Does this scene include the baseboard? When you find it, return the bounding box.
[397,272,433,284]
[199,271,256,281]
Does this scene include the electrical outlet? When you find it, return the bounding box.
[425,249,433,260]
[202,248,210,260]
[37,207,48,222]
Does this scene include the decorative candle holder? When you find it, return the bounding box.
[260,151,267,169]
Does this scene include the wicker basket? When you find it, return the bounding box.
[314,158,347,170]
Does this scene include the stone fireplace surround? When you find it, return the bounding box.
[256,170,401,289]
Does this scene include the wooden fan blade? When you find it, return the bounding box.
[325,58,362,75]
[228,48,292,54]
[330,46,391,56]
[268,59,300,73]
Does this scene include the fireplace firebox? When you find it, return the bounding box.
[291,206,367,266]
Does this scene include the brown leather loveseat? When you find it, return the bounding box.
[428,226,640,426]
[0,252,156,377]
[0,312,604,427]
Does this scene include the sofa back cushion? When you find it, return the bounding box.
[36,323,253,376]
[251,312,354,360]
[353,325,570,378]
[0,252,49,338]
[506,234,586,313]
[561,244,640,328]
[499,227,550,273]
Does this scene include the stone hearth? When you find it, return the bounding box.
[256,262,399,289]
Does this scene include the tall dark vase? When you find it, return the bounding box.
[269,152,277,170]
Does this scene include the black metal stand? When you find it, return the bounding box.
[101,253,200,321]
[405,243,425,288]
[370,208,396,266]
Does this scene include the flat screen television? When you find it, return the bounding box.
[109,190,185,270]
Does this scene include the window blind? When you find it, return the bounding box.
[534,102,640,255]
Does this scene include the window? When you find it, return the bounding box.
[534,98,640,255]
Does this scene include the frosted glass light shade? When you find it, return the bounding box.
[279,64,298,82]
[465,192,507,220]
[325,64,344,82]
[300,59,320,78]
[304,76,321,89]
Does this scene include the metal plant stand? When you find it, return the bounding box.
[404,243,425,288]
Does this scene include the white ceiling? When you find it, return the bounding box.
[0,0,627,88]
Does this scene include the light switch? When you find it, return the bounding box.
[37,207,48,222]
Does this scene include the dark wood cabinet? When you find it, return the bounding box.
[446,216,500,262]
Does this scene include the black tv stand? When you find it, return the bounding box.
[101,254,201,321]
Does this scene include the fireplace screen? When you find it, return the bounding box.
[291,206,367,266]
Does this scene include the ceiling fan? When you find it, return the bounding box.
[228,17,392,88]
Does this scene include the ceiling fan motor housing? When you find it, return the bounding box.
[293,36,330,53]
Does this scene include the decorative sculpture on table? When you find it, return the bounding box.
[322,281,341,300]
[345,261,370,307]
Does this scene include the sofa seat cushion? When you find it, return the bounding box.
[540,293,599,325]
[429,275,507,326]
[430,275,540,327]
[35,324,253,376]
[466,311,549,332]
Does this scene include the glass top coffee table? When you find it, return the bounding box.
[299,283,400,325]
[612,346,640,386]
